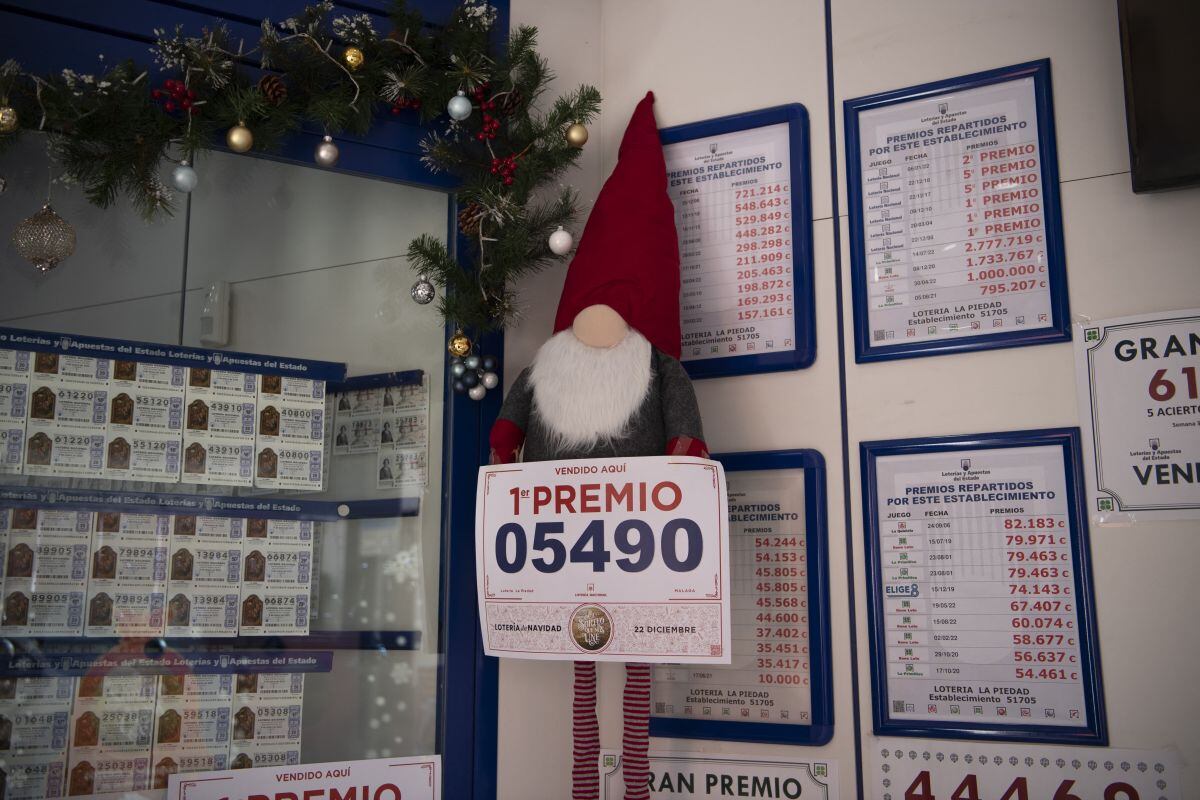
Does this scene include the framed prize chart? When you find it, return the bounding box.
[861,428,1107,744]
[650,450,833,745]
[660,105,815,379]
[845,60,1071,362]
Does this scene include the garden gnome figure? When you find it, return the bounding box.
[490,92,709,800]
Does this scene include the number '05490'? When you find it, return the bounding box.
[494,519,703,574]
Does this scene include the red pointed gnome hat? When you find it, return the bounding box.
[552,91,682,358]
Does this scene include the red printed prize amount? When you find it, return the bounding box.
[904,772,1143,800]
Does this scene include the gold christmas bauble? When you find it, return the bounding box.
[226,122,253,153]
[0,105,18,135]
[343,46,365,71]
[447,332,472,358]
[565,122,588,149]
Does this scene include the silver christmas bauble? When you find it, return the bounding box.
[170,160,198,193]
[464,355,480,370]
[481,371,499,389]
[450,362,466,378]
[468,384,486,401]
[548,225,573,255]
[447,91,472,121]
[410,275,435,305]
[314,135,340,168]
[12,203,76,273]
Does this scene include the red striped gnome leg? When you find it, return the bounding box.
[572,660,600,800]
[622,662,652,800]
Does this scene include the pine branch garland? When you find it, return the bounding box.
[0,0,600,333]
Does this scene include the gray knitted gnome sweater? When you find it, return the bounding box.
[496,348,706,462]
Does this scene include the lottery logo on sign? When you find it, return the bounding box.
[571,605,613,652]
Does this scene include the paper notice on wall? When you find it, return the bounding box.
[1075,309,1200,522]
[599,751,837,799]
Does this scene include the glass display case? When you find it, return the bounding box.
[0,114,491,797]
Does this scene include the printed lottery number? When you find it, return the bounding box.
[904,771,1140,800]
[1146,367,1198,402]
[494,519,703,574]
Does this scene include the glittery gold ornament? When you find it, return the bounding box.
[0,105,18,135]
[447,332,472,358]
[226,122,253,153]
[565,122,588,149]
[11,203,76,273]
[343,47,365,71]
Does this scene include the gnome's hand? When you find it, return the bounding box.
[489,418,525,465]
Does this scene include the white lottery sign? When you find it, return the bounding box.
[854,74,1056,347]
[871,444,1094,730]
[871,741,1180,800]
[599,750,837,800]
[664,122,796,363]
[476,456,730,662]
[1075,310,1200,521]
[167,755,440,800]
[653,468,811,723]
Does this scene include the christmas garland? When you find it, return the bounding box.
[0,0,600,333]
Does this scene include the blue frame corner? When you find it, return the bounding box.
[660,104,817,379]
[650,448,833,746]
[844,59,1072,364]
[859,427,1107,745]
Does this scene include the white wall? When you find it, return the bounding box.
[502,0,1200,797]
[831,0,1200,792]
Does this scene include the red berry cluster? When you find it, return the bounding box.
[390,96,422,114]
[472,83,501,141]
[491,154,519,186]
[151,79,198,115]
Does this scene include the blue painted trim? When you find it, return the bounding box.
[435,195,501,800]
[649,449,833,746]
[330,369,425,393]
[0,484,418,521]
[0,326,347,381]
[859,427,1108,745]
[844,59,1072,364]
[659,104,817,379]
[822,0,865,793]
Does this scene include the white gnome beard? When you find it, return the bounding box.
[529,328,653,451]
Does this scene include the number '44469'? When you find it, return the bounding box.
[905,771,1141,800]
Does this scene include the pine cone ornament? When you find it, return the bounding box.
[258,74,288,106]
[497,88,524,117]
[458,202,485,236]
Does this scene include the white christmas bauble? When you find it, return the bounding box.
[447,91,472,121]
[170,161,198,193]
[468,384,486,401]
[315,135,340,167]
[548,225,573,255]
[481,371,499,389]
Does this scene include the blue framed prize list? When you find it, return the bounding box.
[845,60,1071,363]
[650,449,833,745]
[861,428,1107,744]
[660,105,815,379]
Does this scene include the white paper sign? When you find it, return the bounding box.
[1075,309,1200,522]
[871,741,1180,800]
[665,123,797,364]
[599,750,837,799]
[872,445,1093,729]
[167,755,440,800]
[855,76,1055,346]
[653,467,812,723]
[476,456,730,662]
